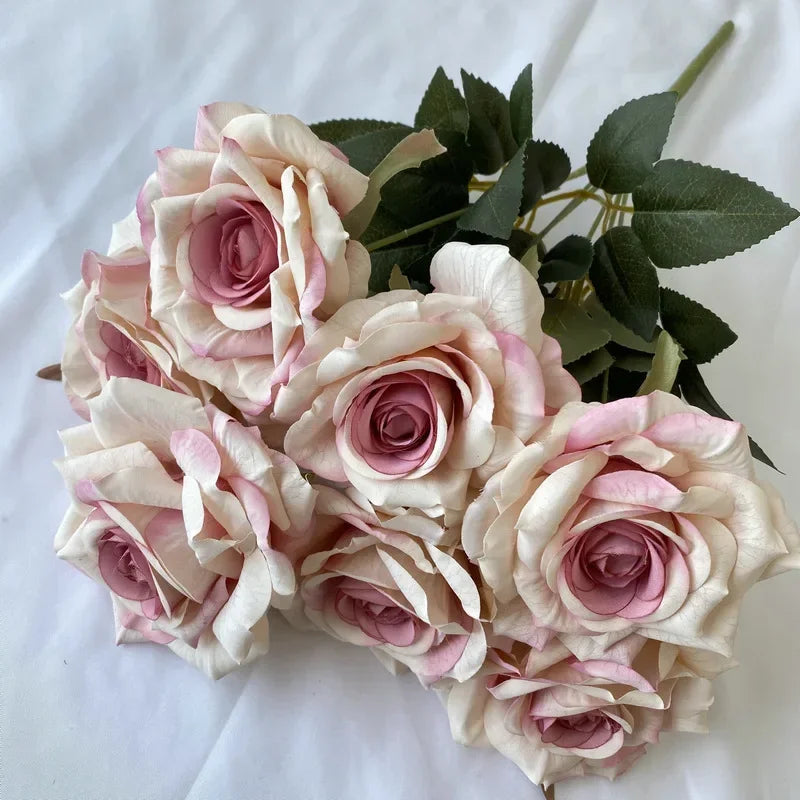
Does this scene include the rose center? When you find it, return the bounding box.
[564,519,670,619]
[188,197,280,308]
[97,527,158,603]
[100,322,159,384]
[536,710,620,750]
[347,370,455,476]
[334,578,421,647]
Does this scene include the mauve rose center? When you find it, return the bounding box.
[97,527,158,602]
[349,370,455,475]
[100,322,160,384]
[564,519,670,618]
[188,197,280,308]
[536,710,620,750]
[334,577,421,647]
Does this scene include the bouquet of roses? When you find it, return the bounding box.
[48,21,800,794]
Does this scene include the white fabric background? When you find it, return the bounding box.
[2,1,799,798]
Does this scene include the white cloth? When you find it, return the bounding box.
[2,1,799,798]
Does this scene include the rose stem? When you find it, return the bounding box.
[367,21,735,255]
[368,20,734,254]
[669,19,734,98]
[537,19,735,237]
[365,207,468,252]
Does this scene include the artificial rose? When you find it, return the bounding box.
[55,378,316,678]
[296,485,487,684]
[62,211,211,418]
[462,391,800,664]
[447,635,713,787]
[142,103,371,416]
[274,242,580,517]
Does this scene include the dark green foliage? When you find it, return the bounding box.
[587,92,677,192]
[590,227,660,340]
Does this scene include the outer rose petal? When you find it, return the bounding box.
[460,391,799,668]
[219,112,368,214]
[447,637,713,788]
[55,379,316,679]
[61,214,213,417]
[295,486,486,685]
[430,243,545,353]
[278,245,577,514]
[146,106,370,417]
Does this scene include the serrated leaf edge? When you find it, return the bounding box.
[542,300,612,365]
[586,92,677,192]
[309,118,402,140]
[660,286,737,363]
[414,67,468,134]
[632,158,800,269]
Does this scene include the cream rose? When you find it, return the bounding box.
[274,242,580,517]
[295,485,487,684]
[55,378,316,678]
[62,211,211,418]
[447,635,713,787]
[462,391,800,664]
[140,103,370,417]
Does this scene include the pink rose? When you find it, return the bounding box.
[62,212,211,418]
[274,243,579,516]
[447,635,713,787]
[142,103,371,416]
[55,378,316,678]
[295,486,486,684]
[462,392,800,665]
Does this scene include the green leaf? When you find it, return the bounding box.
[637,330,684,395]
[509,64,533,146]
[521,140,571,211]
[678,362,779,471]
[567,347,615,385]
[309,118,403,145]
[538,235,593,283]
[338,125,414,174]
[632,160,800,268]
[368,244,430,294]
[457,143,525,239]
[583,294,658,352]
[586,92,677,193]
[508,228,536,260]
[582,365,649,403]
[461,70,518,174]
[415,67,468,135]
[590,227,660,340]
[380,131,472,226]
[541,298,611,364]
[344,129,446,238]
[380,168,465,226]
[360,205,409,246]
[614,352,654,372]
[659,287,737,363]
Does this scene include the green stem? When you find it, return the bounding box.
[669,20,734,99]
[539,21,735,239]
[587,206,605,239]
[366,22,735,254]
[601,368,611,402]
[537,183,595,240]
[365,207,467,252]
